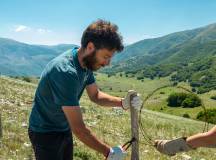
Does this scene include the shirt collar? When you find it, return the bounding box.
[72,47,87,72]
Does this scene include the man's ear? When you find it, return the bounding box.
[86,42,95,55]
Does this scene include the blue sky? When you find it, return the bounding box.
[0,0,216,45]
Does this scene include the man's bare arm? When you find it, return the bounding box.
[187,125,216,148]
[62,106,110,156]
[86,83,122,107]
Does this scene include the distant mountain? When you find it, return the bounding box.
[1,22,216,93]
[0,38,78,76]
[106,23,216,71]
[103,23,216,93]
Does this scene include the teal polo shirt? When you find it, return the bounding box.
[29,47,95,132]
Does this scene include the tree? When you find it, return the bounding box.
[197,109,216,124]
[182,94,201,108]
[167,92,187,107]
[167,92,201,108]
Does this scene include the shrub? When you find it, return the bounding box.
[210,95,216,100]
[182,94,201,108]
[197,87,209,94]
[167,92,201,108]
[172,82,178,86]
[22,76,31,82]
[190,82,201,87]
[192,88,196,92]
[182,113,190,118]
[107,73,115,77]
[196,109,216,124]
[167,92,188,107]
[137,76,144,80]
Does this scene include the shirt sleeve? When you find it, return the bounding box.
[86,71,95,85]
[48,66,80,106]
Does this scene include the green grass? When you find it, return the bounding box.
[0,76,35,159]
[1,74,216,159]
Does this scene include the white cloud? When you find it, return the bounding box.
[14,25,52,34]
[5,26,80,45]
[14,25,30,32]
[0,24,80,45]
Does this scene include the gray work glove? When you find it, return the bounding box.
[154,137,194,156]
[122,90,142,110]
[106,146,127,160]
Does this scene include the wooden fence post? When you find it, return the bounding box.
[130,93,139,160]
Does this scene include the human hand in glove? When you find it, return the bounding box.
[154,137,194,156]
[106,146,127,160]
[121,90,142,110]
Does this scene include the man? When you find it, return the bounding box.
[28,19,142,160]
[154,125,216,156]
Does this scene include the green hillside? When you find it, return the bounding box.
[110,23,216,67]
[111,27,204,64]
[1,74,216,159]
[103,23,216,93]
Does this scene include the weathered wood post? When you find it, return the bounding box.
[130,93,139,160]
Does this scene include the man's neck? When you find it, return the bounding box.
[77,48,86,69]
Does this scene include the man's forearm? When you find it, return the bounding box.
[73,126,110,156]
[91,91,122,107]
[186,126,216,148]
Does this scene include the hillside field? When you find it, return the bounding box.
[0,73,216,160]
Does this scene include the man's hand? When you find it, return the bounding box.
[154,137,193,156]
[122,90,142,110]
[106,146,127,160]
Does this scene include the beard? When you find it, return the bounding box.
[82,49,98,71]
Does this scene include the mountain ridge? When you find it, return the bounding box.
[0,37,78,76]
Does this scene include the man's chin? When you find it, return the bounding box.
[86,64,103,71]
[92,65,102,71]
[92,67,100,71]
[86,66,98,71]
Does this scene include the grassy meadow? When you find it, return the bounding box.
[0,73,216,160]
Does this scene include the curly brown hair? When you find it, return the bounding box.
[81,19,124,52]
